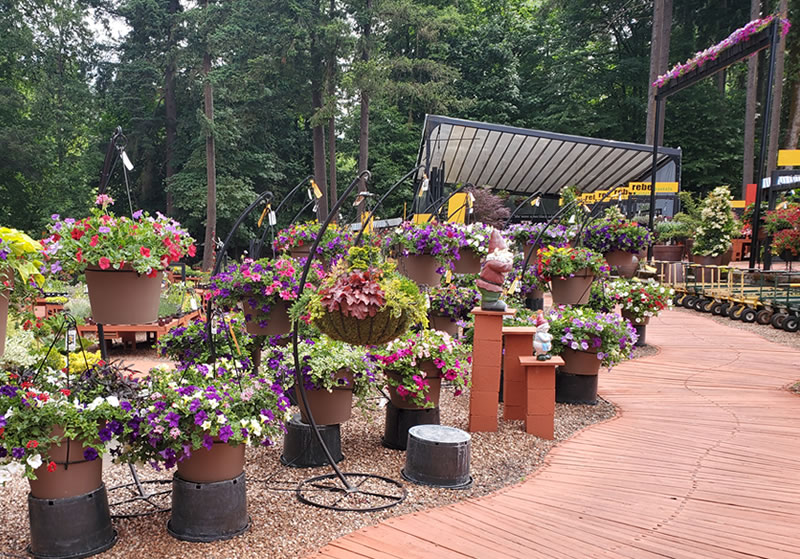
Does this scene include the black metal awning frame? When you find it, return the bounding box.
[650,18,781,267]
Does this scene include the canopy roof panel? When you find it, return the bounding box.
[416,115,681,195]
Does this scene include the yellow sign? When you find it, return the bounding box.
[447,193,470,224]
[730,200,746,208]
[360,213,374,235]
[778,149,800,167]
[577,182,679,203]
[413,213,434,225]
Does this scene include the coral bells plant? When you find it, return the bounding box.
[41,195,196,276]
[534,245,608,282]
[384,221,464,269]
[300,246,428,346]
[547,306,638,368]
[273,221,353,263]
[581,206,652,254]
[0,362,140,482]
[125,358,290,470]
[370,329,471,408]
[605,278,674,324]
[209,257,324,327]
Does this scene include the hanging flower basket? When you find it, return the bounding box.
[452,247,482,275]
[384,221,464,283]
[242,299,292,337]
[560,348,602,375]
[428,313,459,337]
[85,265,163,324]
[302,246,428,347]
[550,269,595,305]
[396,252,441,286]
[603,250,639,279]
[533,245,608,306]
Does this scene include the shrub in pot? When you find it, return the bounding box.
[370,329,471,409]
[40,195,195,324]
[298,246,428,346]
[691,186,736,263]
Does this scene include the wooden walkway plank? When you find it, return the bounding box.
[304,310,800,558]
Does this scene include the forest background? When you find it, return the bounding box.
[1,0,798,263]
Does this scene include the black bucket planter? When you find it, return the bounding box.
[281,414,344,468]
[168,472,249,542]
[634,324,646,346]
[555,371,598,405]
[402,425,472,489]
[28,484,117,559]
[382,403,440,450]
[524,296,544,311]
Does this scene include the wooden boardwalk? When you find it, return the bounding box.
[306,310,800,559]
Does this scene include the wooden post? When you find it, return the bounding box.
[469,307,515,432]
[519,356,563,439]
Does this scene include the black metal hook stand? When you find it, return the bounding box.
[251,175,314,260]
[291,169,407,512]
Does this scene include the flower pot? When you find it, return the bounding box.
[604,250,638,278]
[652,244,684,262]
[396,253,441,287]
[428,313,459,337]
[242,299,292,337]
[560,348,602,376]
[315,306,411,346]
[28,427,103,500]
[550,269,594,306]
[296,369,354,425]
[621,310,649,326]
[290,245,311,260]
[85,266,162,324]
[452,248,482,274]
[177,440,246,484]
[522,243,537,264]
[385,362,441,410]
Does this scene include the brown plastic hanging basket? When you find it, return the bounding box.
[85,265,162,324]
[314,307,411,346]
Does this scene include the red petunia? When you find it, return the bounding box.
[70,228,85,240]
[89,235,99,247]
[188,245,196,257]
[27,440,39,449]
[47,461,57,473]
[76,249,83,263]
[139,246,151,257]
[60,389,71,396]
[98,257,111,270]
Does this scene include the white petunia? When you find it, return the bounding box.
[106,396,120,407]
[26,454,43,470]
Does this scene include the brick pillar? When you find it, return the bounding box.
[469,307,515,433]
[501,327,537,421]
[519,356,563,439]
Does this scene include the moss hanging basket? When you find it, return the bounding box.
[314,307,411,347]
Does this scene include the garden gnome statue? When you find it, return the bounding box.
[533,310,553,361]
[477,229,514,311]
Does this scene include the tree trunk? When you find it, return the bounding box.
[767,0,788,175]
[201,48,217,271]
[743,0,761,197]
[164,0,180,216]
[327,0,337,211]
[357,0,372,219]
[785,79,800,149]
[645,0,672,145]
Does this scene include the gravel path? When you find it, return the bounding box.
[0,343,664,559]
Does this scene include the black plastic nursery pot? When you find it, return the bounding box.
[382,403,440,451]
[28,483,117,559]
[402,425,472,489]
[168,472,249,542]
[634,324,646,346]
[555,371,599,405]
[281,414,344,468]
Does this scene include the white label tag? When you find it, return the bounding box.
[66,329,78,352]
[121,150,134,171]
[268,211,277,226]
[190,298,198,311]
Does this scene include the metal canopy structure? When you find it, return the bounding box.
[415,115,681,196]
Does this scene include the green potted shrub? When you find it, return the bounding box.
[652,219,689,261]
[691,186,736,276]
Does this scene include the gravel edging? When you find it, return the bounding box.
[0,344,679,559]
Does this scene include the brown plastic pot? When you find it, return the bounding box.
[385,362,441,410]
[28,426,103,500]
[297,369,354,425]
[177,440,246,484]
[396,253,441,286]
[85,265,162,324]
[452,248,482,274]
[428,313,459,337]
[550,270,594,306]
[560,348,602,376]
[652,244,684,262]
[604,250,638,278]
[242,299,292,337]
